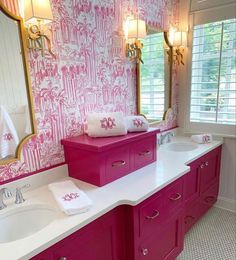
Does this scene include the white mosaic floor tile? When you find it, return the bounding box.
[177,207,236,260]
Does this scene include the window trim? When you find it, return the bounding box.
[185,13,236,137]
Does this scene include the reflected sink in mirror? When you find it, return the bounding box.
[0,204,57,243]
[165,142,198,152]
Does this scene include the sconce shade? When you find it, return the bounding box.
[173,31,187,47]
[24,0,53,24]
[128,19,146,39]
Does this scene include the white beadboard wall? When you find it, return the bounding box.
[216,138,236,212]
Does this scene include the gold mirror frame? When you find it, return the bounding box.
[137,26,173,124]
[0,2,36,165]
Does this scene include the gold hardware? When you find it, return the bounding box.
[112,160,126,168]
[169,193,182,201]
[145,210,160,220]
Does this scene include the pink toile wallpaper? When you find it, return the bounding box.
[0,0,179,182]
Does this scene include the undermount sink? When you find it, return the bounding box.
[0,204,57,243]
[165,142,198,152]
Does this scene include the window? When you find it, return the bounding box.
[190,18,236,126]
[140,32,166,122]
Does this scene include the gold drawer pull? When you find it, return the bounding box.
[139,150,151,156]
[112,160,126,167]
[145,210,160,220]
[169,193,182,201]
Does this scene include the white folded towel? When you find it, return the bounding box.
[86,112,127,137]
[48,180,92,215]
[0,105,19,159]
[191,134,212,144]
[125,115,149,132]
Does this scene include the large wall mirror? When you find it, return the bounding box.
[0,3,36,164]
[137,26,172,123]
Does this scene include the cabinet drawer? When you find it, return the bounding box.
[184,201,200,234]
[139,194,163,237]
[105,145,131,182]
[165,178,184,214]
[199,182,218,217]
[132,136,156,169]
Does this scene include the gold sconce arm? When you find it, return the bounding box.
[126,39,144,64]
[26,23,56,59]
[24,0,55,59]
[164,30,186,66]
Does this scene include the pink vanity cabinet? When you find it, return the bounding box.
[61,128,160,186]
[32,176,185,260]
[126,176,185,260]
[31,207,126,260]
[184,146,222,233]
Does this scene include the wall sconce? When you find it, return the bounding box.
[24,0,56,58]
[126,18,147,63]
[165,30,187,66]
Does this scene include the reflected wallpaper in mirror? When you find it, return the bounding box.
[0,9,32,161]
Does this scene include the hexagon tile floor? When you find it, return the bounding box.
[177,207,236,260]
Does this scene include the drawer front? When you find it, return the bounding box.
[199,182,219,217]
[139,194,163,237]
[184,201,200,234]
[132,136,156,169]
[105,145,131,182]
[165,178,184,214]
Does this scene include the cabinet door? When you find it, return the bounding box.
[32,208,126,260]
[53,209,125,260]
[200,147,221,193]
[185,160,200,206]
[138,211,184,260]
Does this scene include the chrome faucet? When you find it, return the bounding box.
[0,188,12,210]
[15,184,30,204]
[158,132,174,145]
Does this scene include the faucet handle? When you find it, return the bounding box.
[167,132,174,142]
[0,188,12,210]
[15,184,30,204]
[4,188,12,198]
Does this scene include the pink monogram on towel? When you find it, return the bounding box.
[62,192,80,202]
[202,134,211,143]
[100,117,116,130]
[133,118,144,127]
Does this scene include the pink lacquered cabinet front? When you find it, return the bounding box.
[31,207,126,260]
[32,145,222,260]
[184,146,222,233]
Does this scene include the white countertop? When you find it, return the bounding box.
[0,136,223,260]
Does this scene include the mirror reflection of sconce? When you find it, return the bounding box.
[125,18,147,64]
[165,30,187,66]
[24,0,56,58]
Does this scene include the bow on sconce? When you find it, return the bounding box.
[164,30,187,66]
[125,18,147,63]
[24,0,56,58]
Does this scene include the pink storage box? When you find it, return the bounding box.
[61,128,160,186]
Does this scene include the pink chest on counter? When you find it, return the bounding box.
[61,128,160,186]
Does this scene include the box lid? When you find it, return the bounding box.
[61,128,160,152]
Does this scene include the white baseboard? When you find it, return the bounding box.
[214,196,236,213]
